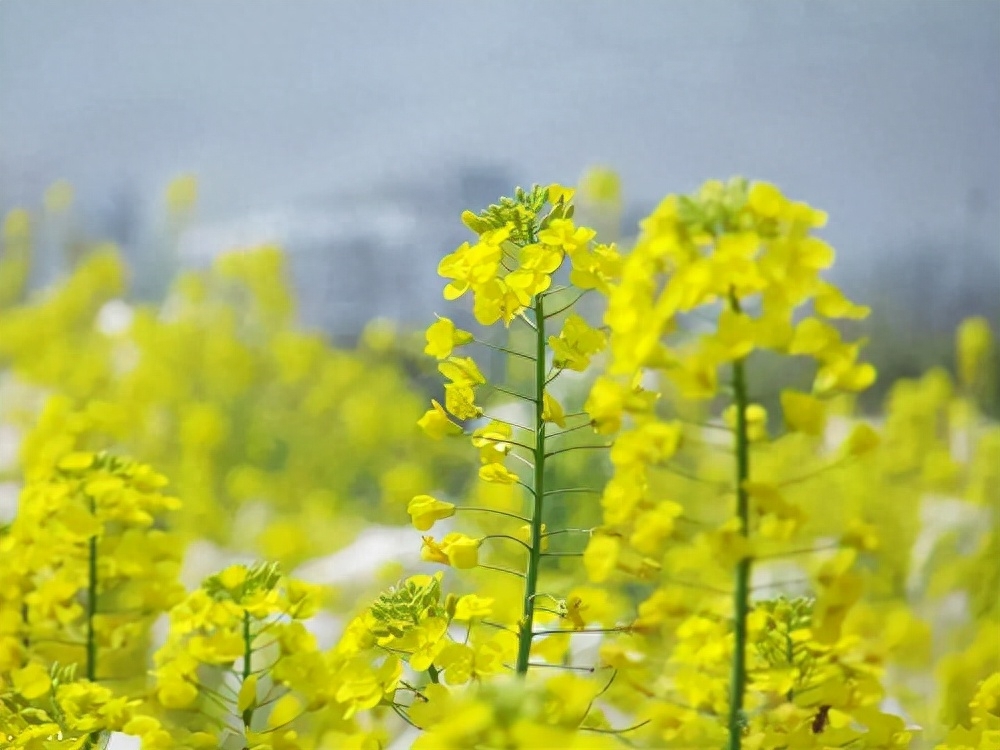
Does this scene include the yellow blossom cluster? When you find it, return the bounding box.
[0,177,996,749]
[0,452,184,745]
[0,217,466,565]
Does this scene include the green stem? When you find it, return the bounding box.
[242,610,254,730]
[515,282,546,675]
[20,603,30,663]
[427,665,440,684]
[84,496,98,750]
[727,295,752,750]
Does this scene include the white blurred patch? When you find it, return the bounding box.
[0,424,20,470]
[96,299,134,336]
[293,524,420,585]
[107,733,139,750]
[0,482,19,524]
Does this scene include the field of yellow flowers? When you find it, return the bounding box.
[0,176,997,750]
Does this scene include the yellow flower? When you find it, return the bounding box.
[505,267,552,304]
[267,694,303,730]
[747,181,786,218]
[217,564,249,593]
[520,244,563,273]
[478,463,519,484]
[440,533,481,569]
[334,655,401,719]
[453,594,494,621]
[438,239,504,300]
[420,536,450,565]
[546,183,576,205]
[780,389,827,436]
[238,674,259,714]
[814,281,870,319]
[516,522,548,552]
[57,451,96,472]
[156,674,199,709]
[471,420,514,465]
[722,403,768,441]
[549,314,607,371]
[583,534,620,583]
[444,384,483,420]
[406,617,449,671]
[417,399,464,439]
[11,662,51,700]
[473,278,524,327]
[407,494,457,531]
[841,422,880,457]
[425,317,475,359]
[957,316,994,388]
[537,218,595,258]
[438,356,486,387]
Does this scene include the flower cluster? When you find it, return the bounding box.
[1,177,996,749]
[145,561,333,748]
[0,222,466,565]
[0,452,184,745]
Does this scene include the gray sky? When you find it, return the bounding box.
[1,1,998,316]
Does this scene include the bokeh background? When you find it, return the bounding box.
[1,6,999,747]
[2,0,999,389]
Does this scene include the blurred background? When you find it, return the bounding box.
[2,0,998,387]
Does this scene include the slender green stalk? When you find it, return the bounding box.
[242,610,254,730]
[455,506,531,523]
[726,296,752,750]
[20,603,30,661]
[84,496,99,750]
[515,286,546,675]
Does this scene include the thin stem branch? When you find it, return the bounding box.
[542,528,593,538]
[548,421,596,439]
[544,290,590,318]
[656,462,731,488]
[526,662,596,672]
[481,413,533,432]
[531,627,633,636]
[456,506,531,523]
[479,564,525,578]
[777,458,849,488]
[481,534,532,552]
[508,452,536,471]
[583,719,652,735]
[753,542,842,561]
[544,444,611,459]
[480,620,518,634]
[475,338,535,361]
[543,487,600,497]
[489,439,537,453]
[488,383,534,402]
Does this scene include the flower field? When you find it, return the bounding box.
[0,176,996,749]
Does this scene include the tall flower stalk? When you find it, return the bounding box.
[515,282,547,674]
[726,312,753,747]
[413,184,619,680]
[593,178,878,748]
